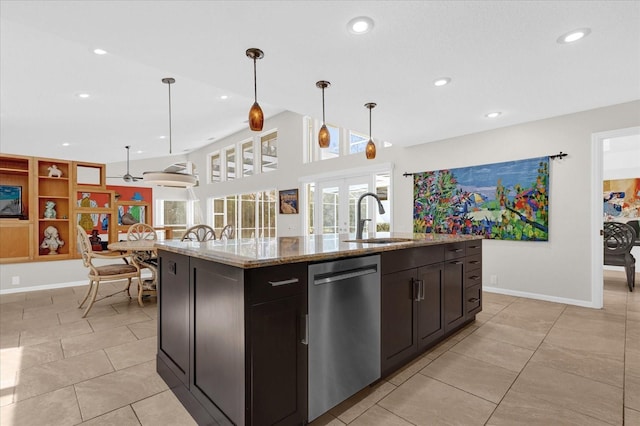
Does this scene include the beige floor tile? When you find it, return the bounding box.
[626,373,640,412]
[0,293,25,304]
[509,363,622,424]
[75,360,168,421]
[127,319,157,339]
[79,405,141,425]
[501,298,565,322]
[0,368,16,407]
[544,324,625,362]
[488,310,556,334]
[21,298,82,320]
[529,342,624,388]
[111,300,158,317]
[88,310,153,332]
[329,380,396,424]
[386,353,433,386]
[57,303,117,324]
[14,350,113,401]
[132,389,197,426]
[105,336,157,370]
[61,325,138,358]
[625,407,640,426]
[473,320,546,350]
[350,404,413,426]
[379,374,495,426]
[626,347,640,378]
[626,323,640,353]
[554,311,626,339]
[0,306,23,322]
[481,292,518,306]
[0,331,19,349]
[420,351,518,403]
[488,388,612,426]
[10,296,53,309]
[424,336,459,360]
[449,323,479,341]
[1,313,60,334]
[0,340,63,373]
[0,386,82,426]
[472,310,494,324]
[309,411,346,426]
[481,301,507,315]
[450,334,534,372]
[18,319,93,347]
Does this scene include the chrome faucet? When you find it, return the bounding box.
[356,192,385,240]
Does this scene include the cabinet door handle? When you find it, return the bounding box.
[412,278,420,302]
[269,278,299,287]
[469,275,481,280]
[450,261,464,265]
[450,248,464,253]
[468,297,480,303]
[301,314,309,345]
[418,279,425,301]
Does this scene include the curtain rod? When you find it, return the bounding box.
[402,151,568,177]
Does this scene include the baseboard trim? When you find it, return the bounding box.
[483,286,596,308]
[0,280,87,295]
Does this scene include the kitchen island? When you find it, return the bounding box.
[155,233,483,425]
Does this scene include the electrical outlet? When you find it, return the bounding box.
[490,275,497,285]
[11,276,20,285]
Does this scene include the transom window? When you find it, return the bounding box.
[211,189,276,238]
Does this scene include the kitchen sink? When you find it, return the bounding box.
[343,237,415,244]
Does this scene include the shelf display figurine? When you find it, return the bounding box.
[40,225,64,254]
[43,200,57,219]
[47,165,63,178]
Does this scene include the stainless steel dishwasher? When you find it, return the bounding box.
[307,255,381,421]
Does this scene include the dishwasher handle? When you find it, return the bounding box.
[313,266,378,285]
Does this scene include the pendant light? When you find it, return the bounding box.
[364,102,377,159]
[246,48,264,131]
[142,77,198,188]
[316,80,331,148]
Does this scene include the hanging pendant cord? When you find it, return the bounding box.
[322,87,326,124]
[369,107,372,140]
[253,58,258,102]
[167,82,173,154]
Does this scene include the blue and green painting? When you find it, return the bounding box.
[413,156,549,241]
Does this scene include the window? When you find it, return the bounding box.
[241,140,254,177]
[211,189,277,238]
[157,200,188,226]
[349,131,368,154]
[210,152,221,182]
[320,125,340,160]
[225,146,236,180]
[261,131,278,173]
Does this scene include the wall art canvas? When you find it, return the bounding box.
[413,156,549,241]
[603,178,640,220]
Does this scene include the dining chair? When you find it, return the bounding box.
[604,221,636,292]
[627,219,640,247]
[126,223,158,241]
[76,225,140,317]
[220,224,235,240]
[182,224,217,242]
[126,223,158,295]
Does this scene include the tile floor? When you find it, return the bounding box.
[0,270,638,425]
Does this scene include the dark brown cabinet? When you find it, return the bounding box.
[443,242,466,332]
[464,241,483,319]
[157,251,307,426]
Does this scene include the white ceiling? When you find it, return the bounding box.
[1,1,639,164]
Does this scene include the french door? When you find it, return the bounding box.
[313,176,373,235]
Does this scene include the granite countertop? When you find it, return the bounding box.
[155,232,483,269]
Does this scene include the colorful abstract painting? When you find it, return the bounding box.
[413,156,549,241]
[603,178,640,220]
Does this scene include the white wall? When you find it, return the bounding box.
[3,101,640,305]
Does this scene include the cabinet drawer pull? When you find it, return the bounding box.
[469,245,480,249]
[450,248,463,253]
[468,297,480,303]
[469,260,480,264]
[450,261,464,265]
[469,275,481,280]
[269,278,299,287]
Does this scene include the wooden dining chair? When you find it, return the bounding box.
[182,224,216,242]
[126,223,158,241]
[604,221,636,291]
[220,224,235,240]
[76,225,140,317]
[126,223,158,304]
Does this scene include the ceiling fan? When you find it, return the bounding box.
[108,146,143,182]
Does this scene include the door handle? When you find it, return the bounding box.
[412,278,420,302]
[301,314,309,345]
[418,279,425,301]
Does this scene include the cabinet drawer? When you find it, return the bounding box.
[247,262,307,303]
[444,242,466,260]
[381,245,444,274]
[465,254,482,272]
[466,284,482,316]
[466,240,482,255]
[464,270,482,288]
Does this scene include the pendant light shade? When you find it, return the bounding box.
[316,80,331,148]
[365,102,377,160]
[246,48,264,131]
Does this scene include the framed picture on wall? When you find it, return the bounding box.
[279,189,299,214]
[0,185,23,217]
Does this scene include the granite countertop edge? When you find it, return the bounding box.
[154,233,484,269]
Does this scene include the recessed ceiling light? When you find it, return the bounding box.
[347,16,374,35]
[159,135,166,139]
[557,28,591,44]
[76,93,90,99]
[93,48,108,55]
[136,150,143,154]
[433,77,451,87]
[485,111,502,118]
[220,95,228,100]
[62,142,70,147]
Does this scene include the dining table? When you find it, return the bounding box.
[107,240,158,305]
